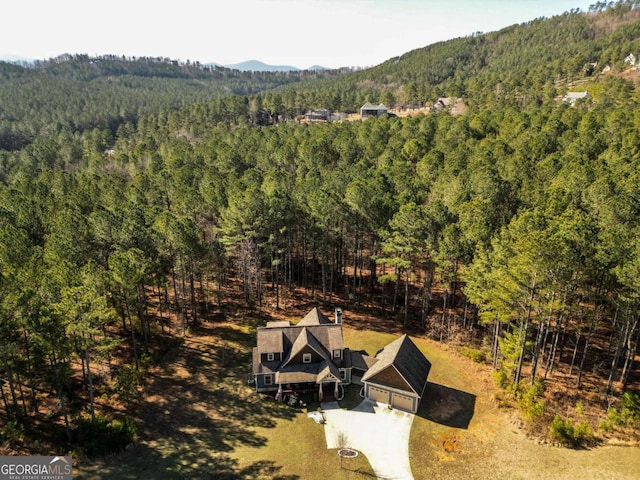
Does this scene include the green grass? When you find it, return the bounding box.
[231,403,374,480]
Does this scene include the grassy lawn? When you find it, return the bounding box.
[74,306,640,480]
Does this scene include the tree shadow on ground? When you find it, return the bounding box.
[77,444,299,480]
[77,317,299,479]
[418,382,476,429]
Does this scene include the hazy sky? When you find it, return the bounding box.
[4,0,595,68]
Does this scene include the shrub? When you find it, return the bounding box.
[620,391,640,426]
[600,391,640,431]
[112,364,144,404]
[1,420,25,444]
[74,413,137,457]
[460,347,487,363]
[493,369,511,389]
[549,414,593,447]
[517,379,545,421]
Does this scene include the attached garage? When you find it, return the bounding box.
[367,385,390,404]
[361,334,431,414]
[391,392,415,412]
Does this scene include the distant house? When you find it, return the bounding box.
[252,308,432,413]
[432,97,454,111]
[563,91,589,105]
[430,97,467,115]
[304,109,331,121]
[360,102,388,118]
[361,335,431,414]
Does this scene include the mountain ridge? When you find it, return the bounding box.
[209,59,328,72]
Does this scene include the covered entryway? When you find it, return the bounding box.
[391,392,414,412]
[320,381,338,401]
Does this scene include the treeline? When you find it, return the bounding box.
[5,2,640,154]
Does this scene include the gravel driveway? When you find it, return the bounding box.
[322,399,415,480]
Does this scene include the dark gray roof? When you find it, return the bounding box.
[276,362,321,384]
[254,308,346,382]
[256,322,343,354]
[350,351,378,372]
[361,334,431,395]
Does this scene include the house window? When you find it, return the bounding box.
[267,353,274,361]
[303,353,312,363]
[264,375,272,386]
[333,349,341,359]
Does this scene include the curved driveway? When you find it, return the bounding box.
[322,400,415,480]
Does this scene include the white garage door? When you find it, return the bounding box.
[368,386,389,404]
[391,393,415,413]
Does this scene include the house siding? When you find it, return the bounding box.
[289,345,323,365]
[261,352,282,363]
[366,365,411,391]
[255,373,278,392]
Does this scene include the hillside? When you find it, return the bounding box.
[1,0,640,471]
[274,3,640,110]
[0,54,340,150]
[4,5,640,152]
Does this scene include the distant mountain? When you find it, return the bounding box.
[0,54,34,64]
[221,60,300,72]
[207,60,330,72]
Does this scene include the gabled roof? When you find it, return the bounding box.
[298,307,332,326]
[280,327,328,368]
[360,102,387,111]
[317,359,341,382]
[254,308,347,384]
[350,351,378,371]
[361,334,431,395]
[275,362,320,384]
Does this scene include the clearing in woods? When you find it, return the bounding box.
[75,304,640,480]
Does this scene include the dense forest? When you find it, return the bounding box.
[2,0,640,455]
[0,54,344,151]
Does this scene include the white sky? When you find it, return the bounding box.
[3,0,595,69]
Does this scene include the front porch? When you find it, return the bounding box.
[274,380,341,403]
